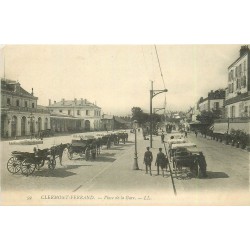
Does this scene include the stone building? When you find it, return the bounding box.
[213,45,250,135]
[47,98,102,132]
[225,45,250,118]
[1,78,50,138]
[198,89,225,113]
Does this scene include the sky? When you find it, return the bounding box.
[0,45,241,115]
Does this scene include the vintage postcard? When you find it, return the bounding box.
[0,45,249,205]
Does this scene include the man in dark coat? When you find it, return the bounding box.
[161,132,165,143]
[197,152,208,178]
[155,148,167,176]
[143,147,153,175]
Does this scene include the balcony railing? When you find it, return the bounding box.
[1,105,50,114]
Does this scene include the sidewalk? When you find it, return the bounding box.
[78,131,176,196]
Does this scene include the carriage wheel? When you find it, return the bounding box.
[67,151,73,160]
[85,148,90,161]
[21,160,36,176]
[48,159,56,169]
[7,157,21,174]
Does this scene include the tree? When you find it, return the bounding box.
[131,106,161,126]
[196,110,222,125]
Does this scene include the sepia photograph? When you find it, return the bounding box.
[1,2,249,250]
[0,44,249,205]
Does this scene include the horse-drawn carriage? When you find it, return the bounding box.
[7,147,56,176]
[171,143,207,178]
[67,135,98,160]
[168,140,193,159]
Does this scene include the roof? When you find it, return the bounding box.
[48,99,101,109]
[114,116,130,124]
[1,78,37,99]
[102,114,114,120]
[228,50,249,69]
[37,105,49,110]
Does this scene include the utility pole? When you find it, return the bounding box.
[150,81,153,148]
[149,81,168,148]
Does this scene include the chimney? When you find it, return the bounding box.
[31,88,34,96]
[49,99,51,106]
[54,100,56,104]
[240,45,249,57]
[62,98,65,105]
[74,98,77,105]
[81,98,83,105]
[15,82,21,93]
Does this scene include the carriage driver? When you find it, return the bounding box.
[143,147,153,175]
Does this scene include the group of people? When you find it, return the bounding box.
[143,147,169,177]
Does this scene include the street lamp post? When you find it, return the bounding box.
[150,81,168,148]
[133,120,139,170]
[28,113,35,138]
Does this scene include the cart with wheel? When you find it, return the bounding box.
[67,136,98,160]
[172,143,206,178]
[7,148,56,176]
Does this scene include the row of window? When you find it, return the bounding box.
[6,98,35,108]
[228,61,247,81]
[228,76,247,93]
[58,109,100,116]
[226,105,250,118]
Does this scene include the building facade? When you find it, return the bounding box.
[1,78,50,138]
[225,45,250,118]
[47,98,102,132]
[198,89,225,113]
[101,114,114,131]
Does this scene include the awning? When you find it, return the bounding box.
[213,123,228,134]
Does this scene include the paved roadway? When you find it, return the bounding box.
[0,130,249,205]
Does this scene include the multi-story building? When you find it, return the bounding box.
[1,78,50,138]
[47,98,102,132]
[225,45,250,118]
[198,89,225,113]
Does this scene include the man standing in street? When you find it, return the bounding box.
[155,148,166,176]
[143,147,153,175]
[195,130,198,137]
[161,132,165,143]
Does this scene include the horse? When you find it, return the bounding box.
[51,143,69,166]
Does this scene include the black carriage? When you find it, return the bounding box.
[7,148,56,176]
[172,145,207,178]
[67,136,98,160]
[167,139,188,159]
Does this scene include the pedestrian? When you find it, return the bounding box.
[197,152,208,178]
[195,130,198,138]
[184,131,188,138]
[161,132,165,143]
[143,147,153,175]
[155,148,167,176]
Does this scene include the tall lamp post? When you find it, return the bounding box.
[133,120,139,170]
[28,112,35,138]
[150,81,168,148]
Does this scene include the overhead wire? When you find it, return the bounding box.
[154,45,166,89]
[154,45,167,114]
